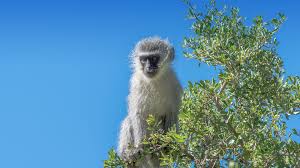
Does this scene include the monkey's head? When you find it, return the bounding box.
[131,37,175,79]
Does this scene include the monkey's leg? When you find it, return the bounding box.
[135,155,160,168]
[162,112,178,132]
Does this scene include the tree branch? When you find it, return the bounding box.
[213,81,250,157]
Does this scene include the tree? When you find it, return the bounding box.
[104,0,300,167]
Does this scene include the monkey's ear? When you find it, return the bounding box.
[168,46,175,61]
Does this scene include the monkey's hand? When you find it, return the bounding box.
[121,146,144,167]
[129,146,144,161]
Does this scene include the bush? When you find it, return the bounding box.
[105,0,300,167]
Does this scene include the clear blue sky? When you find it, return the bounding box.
[0,0,299,168]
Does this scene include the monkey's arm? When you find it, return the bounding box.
[118,117,134,160]
[163,109,179,132]
[164,83,183,131]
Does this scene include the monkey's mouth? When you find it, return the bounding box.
[145,68,158,77]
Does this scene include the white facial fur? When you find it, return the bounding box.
[130,37,175,80]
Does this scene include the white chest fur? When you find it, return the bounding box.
[128,70,179,118]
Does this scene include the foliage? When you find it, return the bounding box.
[105,0,300,167]
[104,149,125,168]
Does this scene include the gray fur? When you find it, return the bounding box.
[118,37,182,167]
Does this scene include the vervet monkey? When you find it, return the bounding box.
[118,37,182,167]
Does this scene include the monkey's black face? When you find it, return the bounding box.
[139,55,160,78]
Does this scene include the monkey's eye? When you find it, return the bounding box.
[152,56,159,62]
[140,57,147,64]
